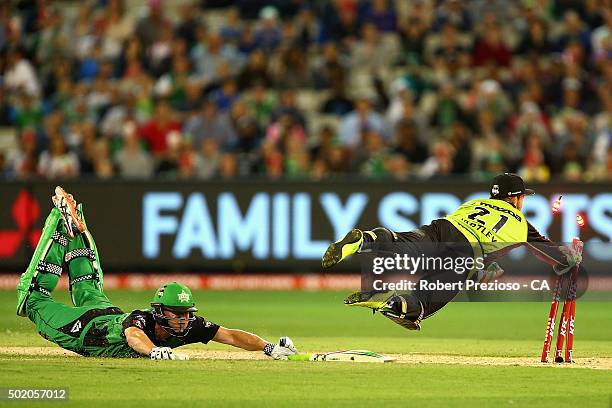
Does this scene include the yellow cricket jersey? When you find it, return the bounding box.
[445,199,528,246]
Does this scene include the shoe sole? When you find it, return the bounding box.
[344,290,393,310]
[53,187,85,237]
[322,229,362,269]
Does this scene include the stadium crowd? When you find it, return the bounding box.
[1,0,611,181]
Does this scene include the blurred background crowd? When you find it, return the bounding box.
[1,0,611,182]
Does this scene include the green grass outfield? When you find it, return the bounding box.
[0,290,611,407]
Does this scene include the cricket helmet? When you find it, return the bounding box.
[151,282,197,337]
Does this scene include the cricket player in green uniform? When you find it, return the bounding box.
[17,187,298,360]
[323,173,583,330]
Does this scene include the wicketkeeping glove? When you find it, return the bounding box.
[559,240,583,267]
[476,262,505,284]
[150,346,190,360]
[264,336,298,360]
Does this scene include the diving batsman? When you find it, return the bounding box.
[323,173,583,330]
[17,187,298,360]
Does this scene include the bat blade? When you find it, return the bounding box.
[288,350,395,363]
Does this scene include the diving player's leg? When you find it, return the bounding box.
[17,207,66,316]
[16,206,86,352]
[53,187,111,309]
[322,227,399,269]
[339,227,431,308]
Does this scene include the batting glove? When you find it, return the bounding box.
[264,337,298,360]
[150,346,190,360]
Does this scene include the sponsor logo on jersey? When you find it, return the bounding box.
[478,201,522,222]
[70,320,82,333]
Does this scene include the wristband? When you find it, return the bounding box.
[263,343,275,356]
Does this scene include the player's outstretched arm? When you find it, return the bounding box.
[213,327,297,359]
[125,326,156,355]
[124,327,188,360]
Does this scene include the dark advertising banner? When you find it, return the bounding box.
[0,181,610,272]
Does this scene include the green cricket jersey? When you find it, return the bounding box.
[79,309,220,357]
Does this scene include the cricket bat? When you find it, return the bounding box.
[288,350,395,363]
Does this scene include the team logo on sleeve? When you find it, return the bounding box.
[178,290,190,303]
[132,316,146,329]
[70,320,82,333]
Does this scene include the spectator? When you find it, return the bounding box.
[398,14,428,65]
[175,3,202,50]
[218,152,239,178]
[556,10,591,53]
[3,0,610,182]
[177,139,200,179]
[99,0,134,60]
[312,42,347,89]
[156,130,182,178]
[135,0,171,49]
[254,6,282,53]
[154,56,192,109]
[265,112,307,153]
[270,46,311,89]
[358,130,390,178]
[517,19,552,56]
[238,50,271,90]
[322,82,354,116]
[272,90,306,126]
[197,138,221,179]
[591,9,612,59]
[191,30,242,85]
[183,99,237,150]
[393,118,428,164]
[430,82,467,131]
[244,83,276,127]
[472,25,512,67]
[92,138,115,179]
[363,0,397,33]
[350,23,397,72]
[115,121,154,179]
[4,47,40,97]
[339,95,390,148]
[220,7,244,44]
[420,141,455,178]
[12,93,44,130]
[293,5,319,48]
[38,135,80,179]
[210,78,239,112]
[432,0,472,32]
[320,1,361,46]
[518,133,551,182]
[138,99,181,156]
[10,129,39,179]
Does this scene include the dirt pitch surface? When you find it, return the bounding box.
[2,346,611,370]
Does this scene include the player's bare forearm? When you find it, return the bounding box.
[212,327,268,351]
[124,326,156,356]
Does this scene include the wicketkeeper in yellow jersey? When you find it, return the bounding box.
[322,173,583,331]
